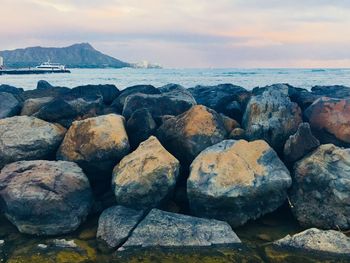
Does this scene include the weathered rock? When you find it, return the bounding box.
[22,83,70,100]
[0,84,24,101]
[274,228,350,255]
[304,97,350,146]
[288,86,320,111]
[0,116,66,168]
[57,114,130,190]
[220,114,240,134]
[122,87,196,120]
[157,105,227,165]
[126,108,157,149]
[111,84,160,112]
[112,136,179,209]
[37,80,54,90]
[283,122,320,164]
[311,85,350,99]
[0,92,21,119]
[97,206,143,248]
[229,128,246,140]
[188,83,250,121]
[158,83,195,104]
[122,209,241,248]
[20,96,54,116]
[69,84,120,105]
[0,160,92,235]
[242,84,302,153]
[188,139,292,227]
[290,144,350,229]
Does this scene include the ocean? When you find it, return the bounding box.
[1,68,350,91]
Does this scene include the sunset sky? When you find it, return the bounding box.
[1,0,350,68]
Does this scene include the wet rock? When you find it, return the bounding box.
[188,83,250,121]
[187,140,292,227]
[0,116,66,169]
[0,160,93,235]
[122,209,241,248]
[304,97,350,146]
[290,144,350,229]
[242,84,302,153]
[69,84,120,105]
[311,85,350,99]
[126,108,157,149]
[274,228,350,255]
[283,122,320,164]
[57,114,130,192]
[112,136,179,210]
[111,84,160,112]
[229,128,246,140]
[122,86,196,120]
[97,206,143,248]
[20,96,54,116]
[0,92,21,119]
[157,105,227,165]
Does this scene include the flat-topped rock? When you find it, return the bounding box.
[122,209,241,248]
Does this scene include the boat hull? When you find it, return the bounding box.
[0,69,71,75]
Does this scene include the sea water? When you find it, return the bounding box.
[1,68,350,90]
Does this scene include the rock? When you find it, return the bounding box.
[51,239,78,248]
[112,136,180,209]
[0,84,24,100]
[20,97,54,116]
[290,144,350,229]
[188,83,250,121]
[288,86,320,110]
[229,128,246,140]
[187,139,292,227]
[157,105,227,165]
[311,85,350,99]
[283,122,320,164]
[122,87,196,120]
[97,206,143,248]
[0,116,66,169]
[37,80,54,90]
[242,84,302,153]
[304,97,350,146]
[22,83,70,100]
[69,84,120,105]
[220,114,240,133]
[0,92,21,119]
[122,209,241,248]
[111,84,160,112]
[158,83,195,104]
[274,228,350,255]
[57,114,130,191]
[0,160,92,235]
[126,108,157,149]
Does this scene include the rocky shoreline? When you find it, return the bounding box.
[0,80,350,262]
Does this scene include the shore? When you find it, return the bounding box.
[0,80,350,262]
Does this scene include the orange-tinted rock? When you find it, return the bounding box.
[304,97,350,146]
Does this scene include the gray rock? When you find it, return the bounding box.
[0,160,93,235]
[69,84,120,105]
[97,206,143,248]
[291,144,350,229]
[0,116,66,169]
[20,97,54,116]
[274,228,350,255]
[0,92,21,119]
[122,209,241,248]
[283,122,320,164]
[188,139,292,227]
[242,84,302,153]
[311,85,350,99]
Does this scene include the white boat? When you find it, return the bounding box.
[35,61,66,70]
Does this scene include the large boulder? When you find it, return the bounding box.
[311,85,350,99]
[0,160,93,235]
[22,83,70,100]
[0,116,66,169]
[122,86,196,120]
[188,83,250,121]
[188,139,292,227]
[57,114,130,191]
[0,84,24,101]
[283,122,320,164]
[69,84,120,105]
[0,92,22,119]
[97,206,143,248]
[111,84,160,112]
[274,228,350,255]
[304,97,350,146]
[288,86,320,111]
[242,84,302,153]
[112,136,180,210]
[290,144,350,229]
[157,105,227,165]
[122,209,241,248]
[20,97,54,116]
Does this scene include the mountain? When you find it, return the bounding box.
[0,43,130,68]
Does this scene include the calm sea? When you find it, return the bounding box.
[1,68,350,91]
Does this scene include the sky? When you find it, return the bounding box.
[1,0,350,68]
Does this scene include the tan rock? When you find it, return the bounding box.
[20,97,53,116]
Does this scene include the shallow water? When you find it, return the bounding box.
[1,68,350,91]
